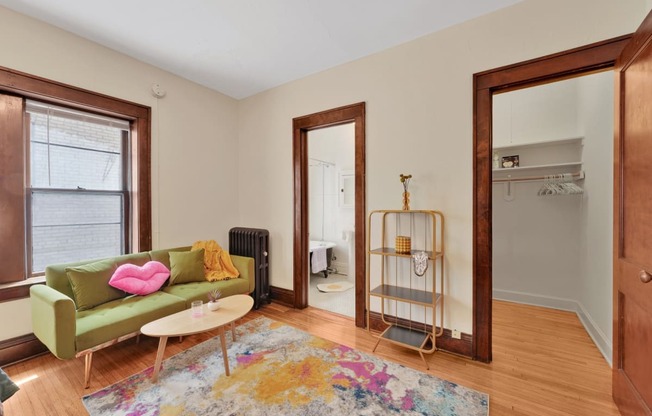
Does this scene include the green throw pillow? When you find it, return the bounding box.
[66,259,124,311]
[169,249,205,285]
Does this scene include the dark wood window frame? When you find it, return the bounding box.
[0,66,151,302]
[472,35,630,363]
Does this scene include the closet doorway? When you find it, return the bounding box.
[472,35,631,362]
[491,71,614,364]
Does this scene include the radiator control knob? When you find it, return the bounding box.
[263,251,268,256]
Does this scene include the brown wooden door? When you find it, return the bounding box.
[613,10,652,416]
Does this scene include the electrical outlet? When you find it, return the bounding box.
[452,329,461,339]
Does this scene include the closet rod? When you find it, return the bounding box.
[492,171,585,183]
[308,157,335,166]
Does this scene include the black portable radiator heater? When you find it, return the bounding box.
[228,227,270,309]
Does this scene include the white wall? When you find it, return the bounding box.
[577,71,614,361]
[308,123,355,275]
[237,0,647,333]
[493,81,581,147]
[493,77,582,299]
[0,5,240,340]
[0,299,31,340]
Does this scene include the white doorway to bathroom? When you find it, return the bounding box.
[307,123,356,317]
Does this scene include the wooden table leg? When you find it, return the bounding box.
[231,322,236,341]
[152,336,168,382]
[219,326,230,376]
[84,352,93,389]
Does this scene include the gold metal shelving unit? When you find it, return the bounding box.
[365,209,444,368]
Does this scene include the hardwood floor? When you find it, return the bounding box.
[2,300,619,415]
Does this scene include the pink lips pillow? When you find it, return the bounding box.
[109,261,170,296]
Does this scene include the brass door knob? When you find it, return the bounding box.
[640,270,652,283]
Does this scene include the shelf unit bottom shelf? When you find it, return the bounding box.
[378,324,434,351]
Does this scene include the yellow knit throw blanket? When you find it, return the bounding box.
[191,240,240,281]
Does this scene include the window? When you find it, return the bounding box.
[0,66,151,293]
[27,101,130,274]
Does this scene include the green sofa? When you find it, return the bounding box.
[30,246,254,388]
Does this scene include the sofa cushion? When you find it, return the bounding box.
[75,291,185,352]
[66,260,125,311]
[46,252,151,300]
[148,246,190,270]
[109,261,170,296]
[161,279,250,307]
[169,249,205,285]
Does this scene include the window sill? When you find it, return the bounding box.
[0,276,46,302]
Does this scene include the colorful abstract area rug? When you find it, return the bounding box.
[83,317,489,415]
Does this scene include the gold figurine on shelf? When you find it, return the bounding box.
[399,174,412,210]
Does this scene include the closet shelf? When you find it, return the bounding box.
[492,161,582,173]
[493,170,584,183]
[369,284,441,306]
[369,247,442,259]
[493,137,583,151]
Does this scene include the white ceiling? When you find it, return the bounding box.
[1,0,523,99]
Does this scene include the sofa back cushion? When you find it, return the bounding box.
[148,246,191,270]
[45,252,151,300]
[67,259,125,311]
[169,249,206,285]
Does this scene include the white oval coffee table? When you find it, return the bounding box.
[141,294,254,381]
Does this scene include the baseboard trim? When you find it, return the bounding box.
[269,286,294,308]
[493,289,612,366]
[575,302,613,367]
[368,312,472,358]
[0,333,48,367]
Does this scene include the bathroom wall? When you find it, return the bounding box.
[308,123,355,275]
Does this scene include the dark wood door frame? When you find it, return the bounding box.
[293,102,366,328]
[472,36,631,362]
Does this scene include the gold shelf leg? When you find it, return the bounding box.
[372,337,382,352]
[418,350,429,370]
